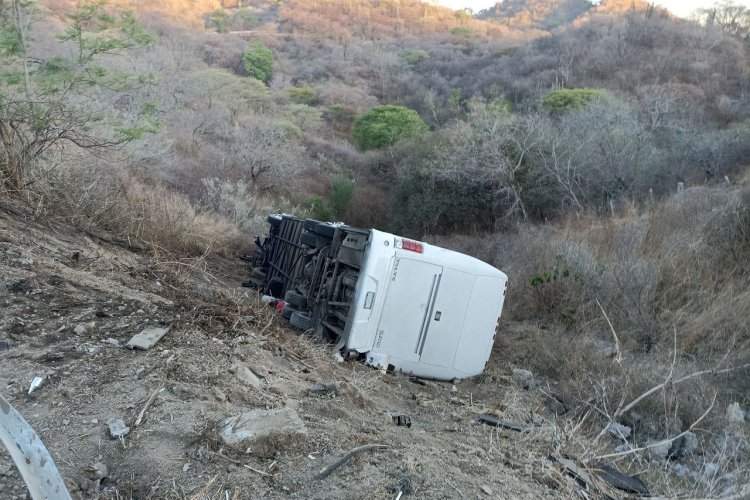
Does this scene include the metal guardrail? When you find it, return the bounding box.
[0,395,71,500]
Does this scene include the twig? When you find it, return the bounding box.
[594,392,717,460]
[315,444,388,480]
[243,464,272,477]
[445,479,465,498]
[135,385,165,427]
[596,300,621,365]
[617,364,749,418]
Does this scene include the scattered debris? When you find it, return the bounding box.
[28,375,45,395]
[308,383,338,397]
[408,377,426,386]
[107,418,130,439]
[386,409,412,428]
[0,394,72,500]
[480,485,492,495]
[0,340,10,351]
[592,462,650,496]
[125,324,171,350]
[474,414,532,433]
[220,408,307,452]
[103,337,120,346]
[315,444,388,480]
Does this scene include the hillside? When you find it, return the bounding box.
[2,0,750,497]
[476,0,671,27]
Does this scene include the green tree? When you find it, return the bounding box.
[352,105,427,150]
[210,9,230,33]
[0,1,156,193]
[329,177,353,216]
[542,88,605,113]
[241,41,274,84]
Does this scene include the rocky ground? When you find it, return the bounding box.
[0,203,747,499]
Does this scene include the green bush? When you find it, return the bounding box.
[287,85,317,105]
[329,178,354,216]
[352,105,427,150]
[242,41,274,84]
[404,49,430,67]
[450,27,474,37]
[210,9,230,33]
[232,8,257,30]
[305,196,333,222]
[542,88,605,113]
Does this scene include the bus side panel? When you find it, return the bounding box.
[452,275,507,376]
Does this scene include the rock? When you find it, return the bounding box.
[726,402,745,423]
[87,462,108,480]
[607,422,632,440]
[74,322,95,336]
[107,418,130,439]
[646,439,671,460]
[0,341,10,351]
[308,383,338,397]
[481,485,492,495]
[592,340,616,358]
[0,464,10,476]
[511,368,535,389]
[230,361,264,388]
[674,464,692,477]
[220,408,307,454]
[668,431,698,459]
[746,411,750,423]
[704,462,719,478]
[212,387,227,402]
[715,429,750,454]
[125,324,171,350]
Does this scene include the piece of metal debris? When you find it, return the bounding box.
[0,394,72,500]
[309,383,338,397]
[385,409,412,428]
[125,324,171,350]
[474,413,532,432]
[592,462,650,496]
[28,376,45,395]
[107,418,130,439]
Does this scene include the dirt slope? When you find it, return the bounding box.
[0,205,567,499]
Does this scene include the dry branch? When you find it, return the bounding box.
[315,444,388,480]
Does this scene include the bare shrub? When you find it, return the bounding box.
[33,161,247,256]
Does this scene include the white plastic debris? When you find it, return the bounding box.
[28,376,45,395]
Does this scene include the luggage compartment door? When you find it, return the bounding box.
[418,268,475,368]
[373,258,443,363]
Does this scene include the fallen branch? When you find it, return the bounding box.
[243,464,272,477]
[595,392,716,461]
[134,385,165,427]
[315,444,388,480]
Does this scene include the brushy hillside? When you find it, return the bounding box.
[2,0,750,496]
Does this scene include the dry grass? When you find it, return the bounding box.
[30,163,251,256]
[439,183,750,496]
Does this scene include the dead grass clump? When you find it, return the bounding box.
[32,162,249,256]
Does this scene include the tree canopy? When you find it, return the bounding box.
[352,105,427,150]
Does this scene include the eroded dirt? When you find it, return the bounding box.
[0,206,567,499]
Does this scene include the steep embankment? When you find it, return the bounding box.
[0,204,575,499]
